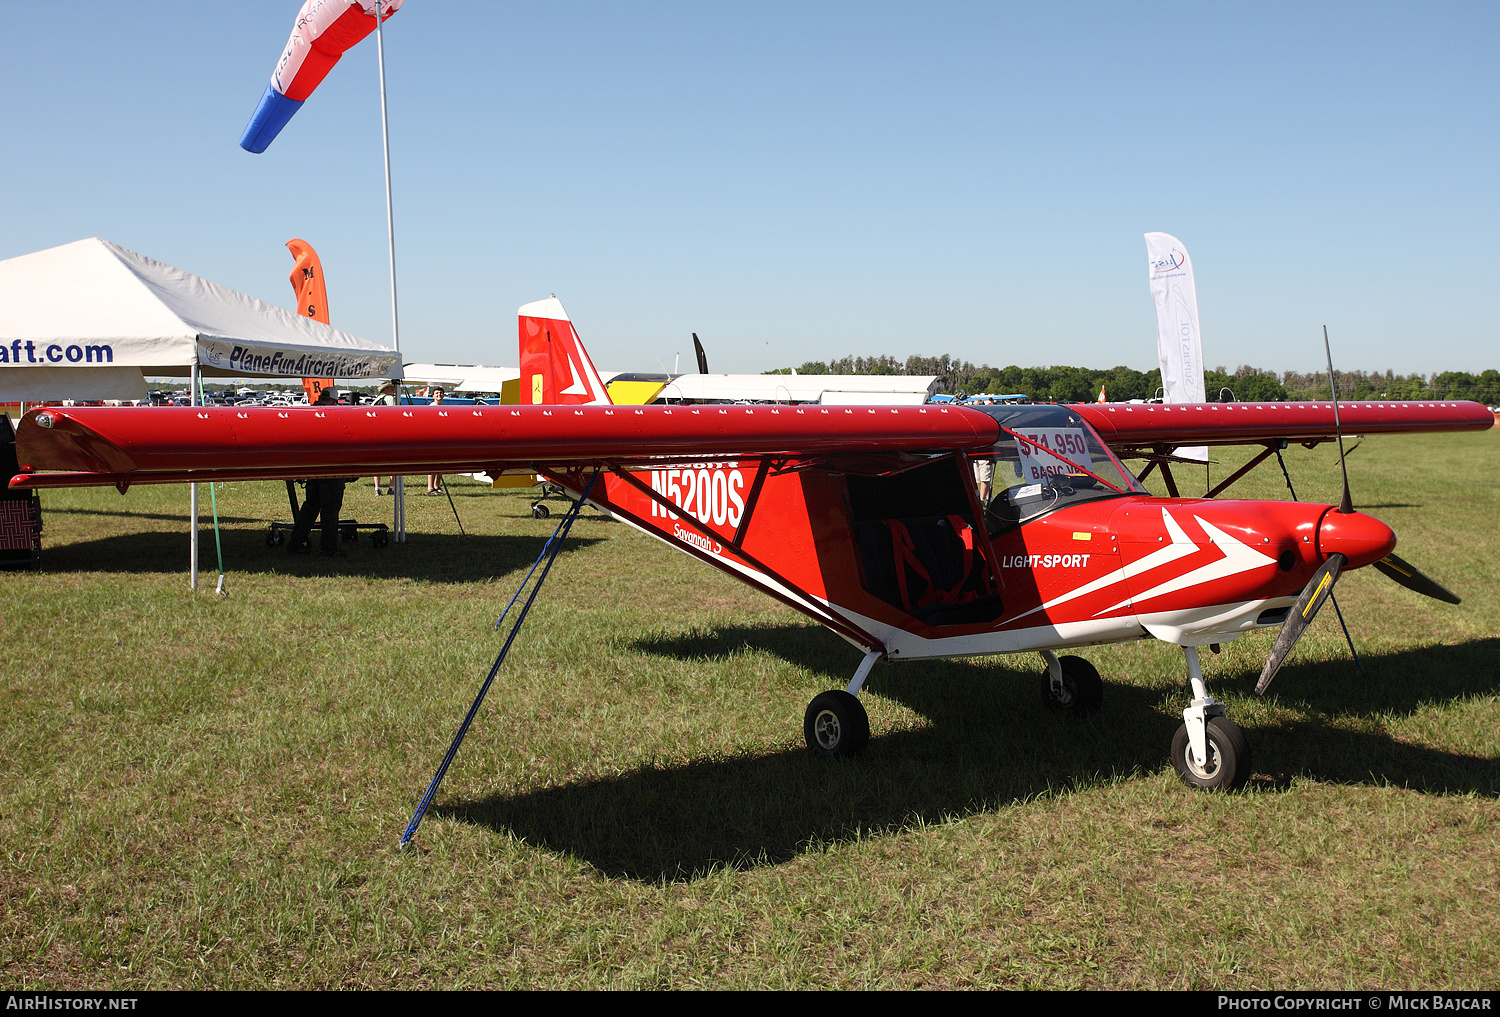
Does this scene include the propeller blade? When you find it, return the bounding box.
[1372,553,1461,605]
[1255,552,1347,696]
[692,333,709,375]
[1323,326,1354,514]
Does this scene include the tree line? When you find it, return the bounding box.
[768,356,1500,404]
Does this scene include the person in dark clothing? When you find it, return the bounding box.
[287,389,352,557]
[314,476,348,556]
[287,479,319,554]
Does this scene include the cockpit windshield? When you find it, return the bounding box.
[965,404,1144,535]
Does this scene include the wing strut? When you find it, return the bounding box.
[1204,444,1278,498]
[398,473,598,851]
[1159,460,1181,498]
[731,458,772,548]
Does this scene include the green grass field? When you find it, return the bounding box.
[1,431,1496,989]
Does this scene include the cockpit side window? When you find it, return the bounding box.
[844,457,1007,626]
[967,405,1141,536]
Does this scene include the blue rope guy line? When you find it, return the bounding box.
[399,474,598,851]
[492,485,591,630]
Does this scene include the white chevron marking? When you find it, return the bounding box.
[1007,508,1197,624]
[1095,513,1276,615]
[559,354,589,396]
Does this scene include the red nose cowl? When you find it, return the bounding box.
[1318,510,1397,569]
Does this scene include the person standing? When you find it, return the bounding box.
[316,473,349,557]
[426,387,446,494]
[288,389,351,557]
[373,380,398,495]
[972,455,994,504]
[286,478,321,555]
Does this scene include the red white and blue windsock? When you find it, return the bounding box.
[239,0,403,154]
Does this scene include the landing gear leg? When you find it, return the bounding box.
[1171,645,1251,790]
[803,650,880,759]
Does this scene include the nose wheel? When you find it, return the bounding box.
[1173,646,1253,791]
[1171,715,1251,790]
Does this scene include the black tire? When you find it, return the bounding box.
[372,535,388,549]
[341,525,357,542]
[266,528,283,548]
[803,690,870,759]
[532,504,550,519]
[1040,655,1104,716]
[1171,716,1252,791]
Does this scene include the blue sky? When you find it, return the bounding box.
[3,2,1495,376]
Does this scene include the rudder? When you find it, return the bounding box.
[518,297,612,406]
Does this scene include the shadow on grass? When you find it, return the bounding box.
[433,629,1499,881]
[38,528,604,584]
[1211,636,1500,716]
[44,506,264,524]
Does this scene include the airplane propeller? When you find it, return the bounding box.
[1372,552,1461,604]
[1323,326,1355,517]
[692,333,709,375]
[1255,329,1461,695]
[1255,552,1346,695]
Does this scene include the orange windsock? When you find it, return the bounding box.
[288,239,334,400]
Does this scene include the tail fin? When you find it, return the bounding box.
[518,296,612,406]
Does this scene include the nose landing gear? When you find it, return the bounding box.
[1171,645,1252,790]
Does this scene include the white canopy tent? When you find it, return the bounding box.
[0,238,401,401]
[0,238,404,587]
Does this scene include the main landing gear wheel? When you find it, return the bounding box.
[803,690,869,759]
[531,503,550,519]
[1171,716,1252,791]
[1041,655,1104,716]
[265,527,284,548]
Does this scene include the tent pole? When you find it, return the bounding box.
[376,0,406,545]
[189,362,199,590]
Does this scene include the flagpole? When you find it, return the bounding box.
[375,0,407,543]
[190,359,199,589]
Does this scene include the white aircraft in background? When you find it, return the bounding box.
[402,297,939,407]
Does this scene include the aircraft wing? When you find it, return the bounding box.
[1072,400,1493,450]
[8,404,1000,490]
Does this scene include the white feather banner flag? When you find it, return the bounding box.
[1145,232,1208,463]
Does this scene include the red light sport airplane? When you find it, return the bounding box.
[9,297,1492,790]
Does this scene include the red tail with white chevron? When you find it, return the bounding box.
[518,297,612,407]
